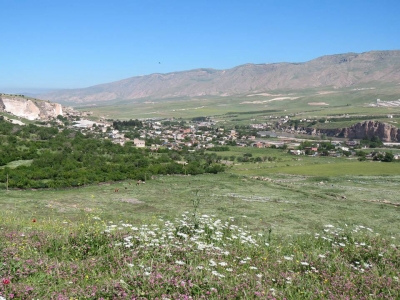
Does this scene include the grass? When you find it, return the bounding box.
[1,210,399,299]
[262,160,400,176]
[0,160,33,169]
[1,155,400,298]
[1,169,397,235]
[82,83,400,120]
[1,148,400,233]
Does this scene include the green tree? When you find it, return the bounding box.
[383,152,394,162]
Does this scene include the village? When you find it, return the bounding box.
[68,114,400,161]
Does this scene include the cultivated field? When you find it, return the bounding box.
[84,84,400,123]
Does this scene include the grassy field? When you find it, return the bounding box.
[2,207,398,299]
[1,144,400,299]
[82,84,400,121]
[1,160,400,298]
[1,152,399,236]
[233,159,400,176]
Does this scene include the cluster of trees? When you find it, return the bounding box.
[112,119,143,130]
[356,150,394,162]
[372,151,394,162]
[236,153,278,163]
[359,136,383,148]
[162,119,186,126]
[206,146,230,152]
[191,116,208,122]
[0,119,226,189]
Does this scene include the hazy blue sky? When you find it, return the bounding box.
[1,0,399,91]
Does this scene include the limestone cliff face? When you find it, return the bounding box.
[36,101,63,119]
[0,98,5,111]
[0,95,63,120]
[317,121,400,142]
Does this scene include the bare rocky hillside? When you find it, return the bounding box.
[40,50,400,104]
[0,94,63,120]
[312,121,400,142]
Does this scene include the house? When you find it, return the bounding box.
[290,150,304,155]
[72,119,96,128]
[133,138,146,148]
[150,144,159,151]
[331,141,342,146]
[252,142,265,148]
[304,147,318,152]
[328,150,338,156]
[346,140,359,146]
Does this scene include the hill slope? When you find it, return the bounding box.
[40,50,400,104]
[0,94,63,120]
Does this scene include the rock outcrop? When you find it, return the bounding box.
[0,95,63,120]
[317,121,400,142]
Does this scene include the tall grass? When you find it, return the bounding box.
[1,211,399,299]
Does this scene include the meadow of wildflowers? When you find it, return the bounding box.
[0,212,399,299]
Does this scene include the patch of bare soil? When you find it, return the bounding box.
[241,97,299,104]
[45,201,79,212]
[317,91,337,95]
[369,199,400,207]
[120,198,143,204]
[247,93,277,97]
[308,102,329,106]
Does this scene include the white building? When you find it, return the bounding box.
[133,138,146,148]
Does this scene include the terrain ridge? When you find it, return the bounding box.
[39,50,400,104]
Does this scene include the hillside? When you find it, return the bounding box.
[317,120,400,142]
[0,94,63,120]
[39,50,400,104]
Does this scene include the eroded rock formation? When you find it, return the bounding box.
[317,121,400,142]
[0,95,63,120]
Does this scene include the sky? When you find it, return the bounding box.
[1,0,400,91]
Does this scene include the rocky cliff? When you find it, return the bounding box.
[315,121,400,142]
[0,95,63,120]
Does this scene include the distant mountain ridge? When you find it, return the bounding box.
[40,50,400,104]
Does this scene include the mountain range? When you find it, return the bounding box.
[39,50,400,105]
